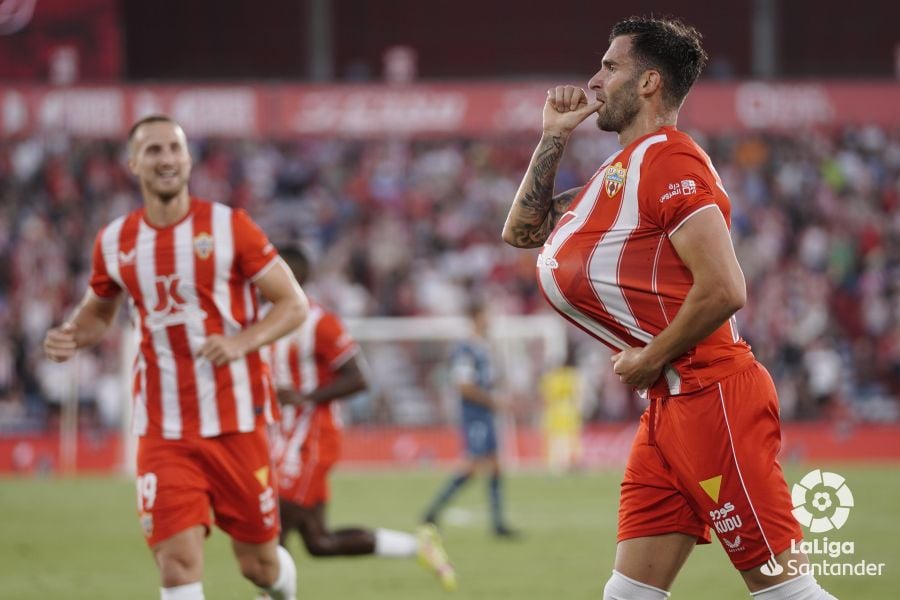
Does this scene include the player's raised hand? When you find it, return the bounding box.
[543,86,603,137]
[198,334,247,366]
[43,323,78,362]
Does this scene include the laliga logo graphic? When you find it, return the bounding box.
[791,469,854,533]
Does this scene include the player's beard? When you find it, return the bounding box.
[595,74,641,133]
[148,172,187,202]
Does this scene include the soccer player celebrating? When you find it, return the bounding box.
[269,247,456,591]
[502,16,837,600]
[43,115,306,600]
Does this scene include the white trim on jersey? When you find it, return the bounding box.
[329,345,359,370]
[174,218,220,437]
[667,203,720,238]
[250,255,280,283]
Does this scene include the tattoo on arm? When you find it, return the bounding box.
[504,134,581,248]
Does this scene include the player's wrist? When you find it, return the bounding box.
[540,128,572,140]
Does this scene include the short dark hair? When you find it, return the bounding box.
[278,245,311,285]
[127,114,178,152]
[610,16,708,108]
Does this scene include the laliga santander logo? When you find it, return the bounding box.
[791,469,854,533]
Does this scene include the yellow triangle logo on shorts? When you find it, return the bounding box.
[699,475,722,503]
[254,466,269,488]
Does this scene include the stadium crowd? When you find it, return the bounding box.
[1,125,898,430]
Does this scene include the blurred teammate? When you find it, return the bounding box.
[422,301,519,538]
[269,247,456,591]
[502,16,836,600]
[42,115,305,600]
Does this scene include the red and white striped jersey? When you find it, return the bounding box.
[269,301,359,468]
[537,126,754,398]
[89,198,280,439]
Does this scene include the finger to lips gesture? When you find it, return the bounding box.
[543,86,603,135]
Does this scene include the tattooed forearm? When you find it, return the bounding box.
[502,133,580,248]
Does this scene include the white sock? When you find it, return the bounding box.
[603,570,670,599]
[160,582,204,600]
[751,574,837,599]
[374,528,418,557]
[263,545,297,600]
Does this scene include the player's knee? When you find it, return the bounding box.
[603,570,670,600]
[236,552,279,588]
[154,548,202,587]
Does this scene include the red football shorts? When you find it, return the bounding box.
[618,361,802,571]
[277,433,340,508]
[135,428,280,547]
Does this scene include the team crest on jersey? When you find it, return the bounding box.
[604,162,627,197]
[193,233,214,259]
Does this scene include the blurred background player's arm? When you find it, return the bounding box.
[277,353,368,405]
[43,291,123,362]
[457,382,496,410]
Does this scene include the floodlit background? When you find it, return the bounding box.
[0,1,898,598]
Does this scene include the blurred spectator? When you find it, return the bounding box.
[2,127,898,429]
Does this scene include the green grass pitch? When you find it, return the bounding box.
[2,464,898,598]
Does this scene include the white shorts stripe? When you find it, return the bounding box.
[717,383,776,560]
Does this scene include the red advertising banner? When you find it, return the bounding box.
[1,81,897,139]
[1,423,899,474]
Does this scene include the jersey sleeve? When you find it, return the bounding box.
[642,147,723,236]
[316,312,359,369]
[232,209,279,281]
[88,228,122,299]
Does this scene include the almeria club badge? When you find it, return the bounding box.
[193,233,214,259]
[604,162,626,198]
